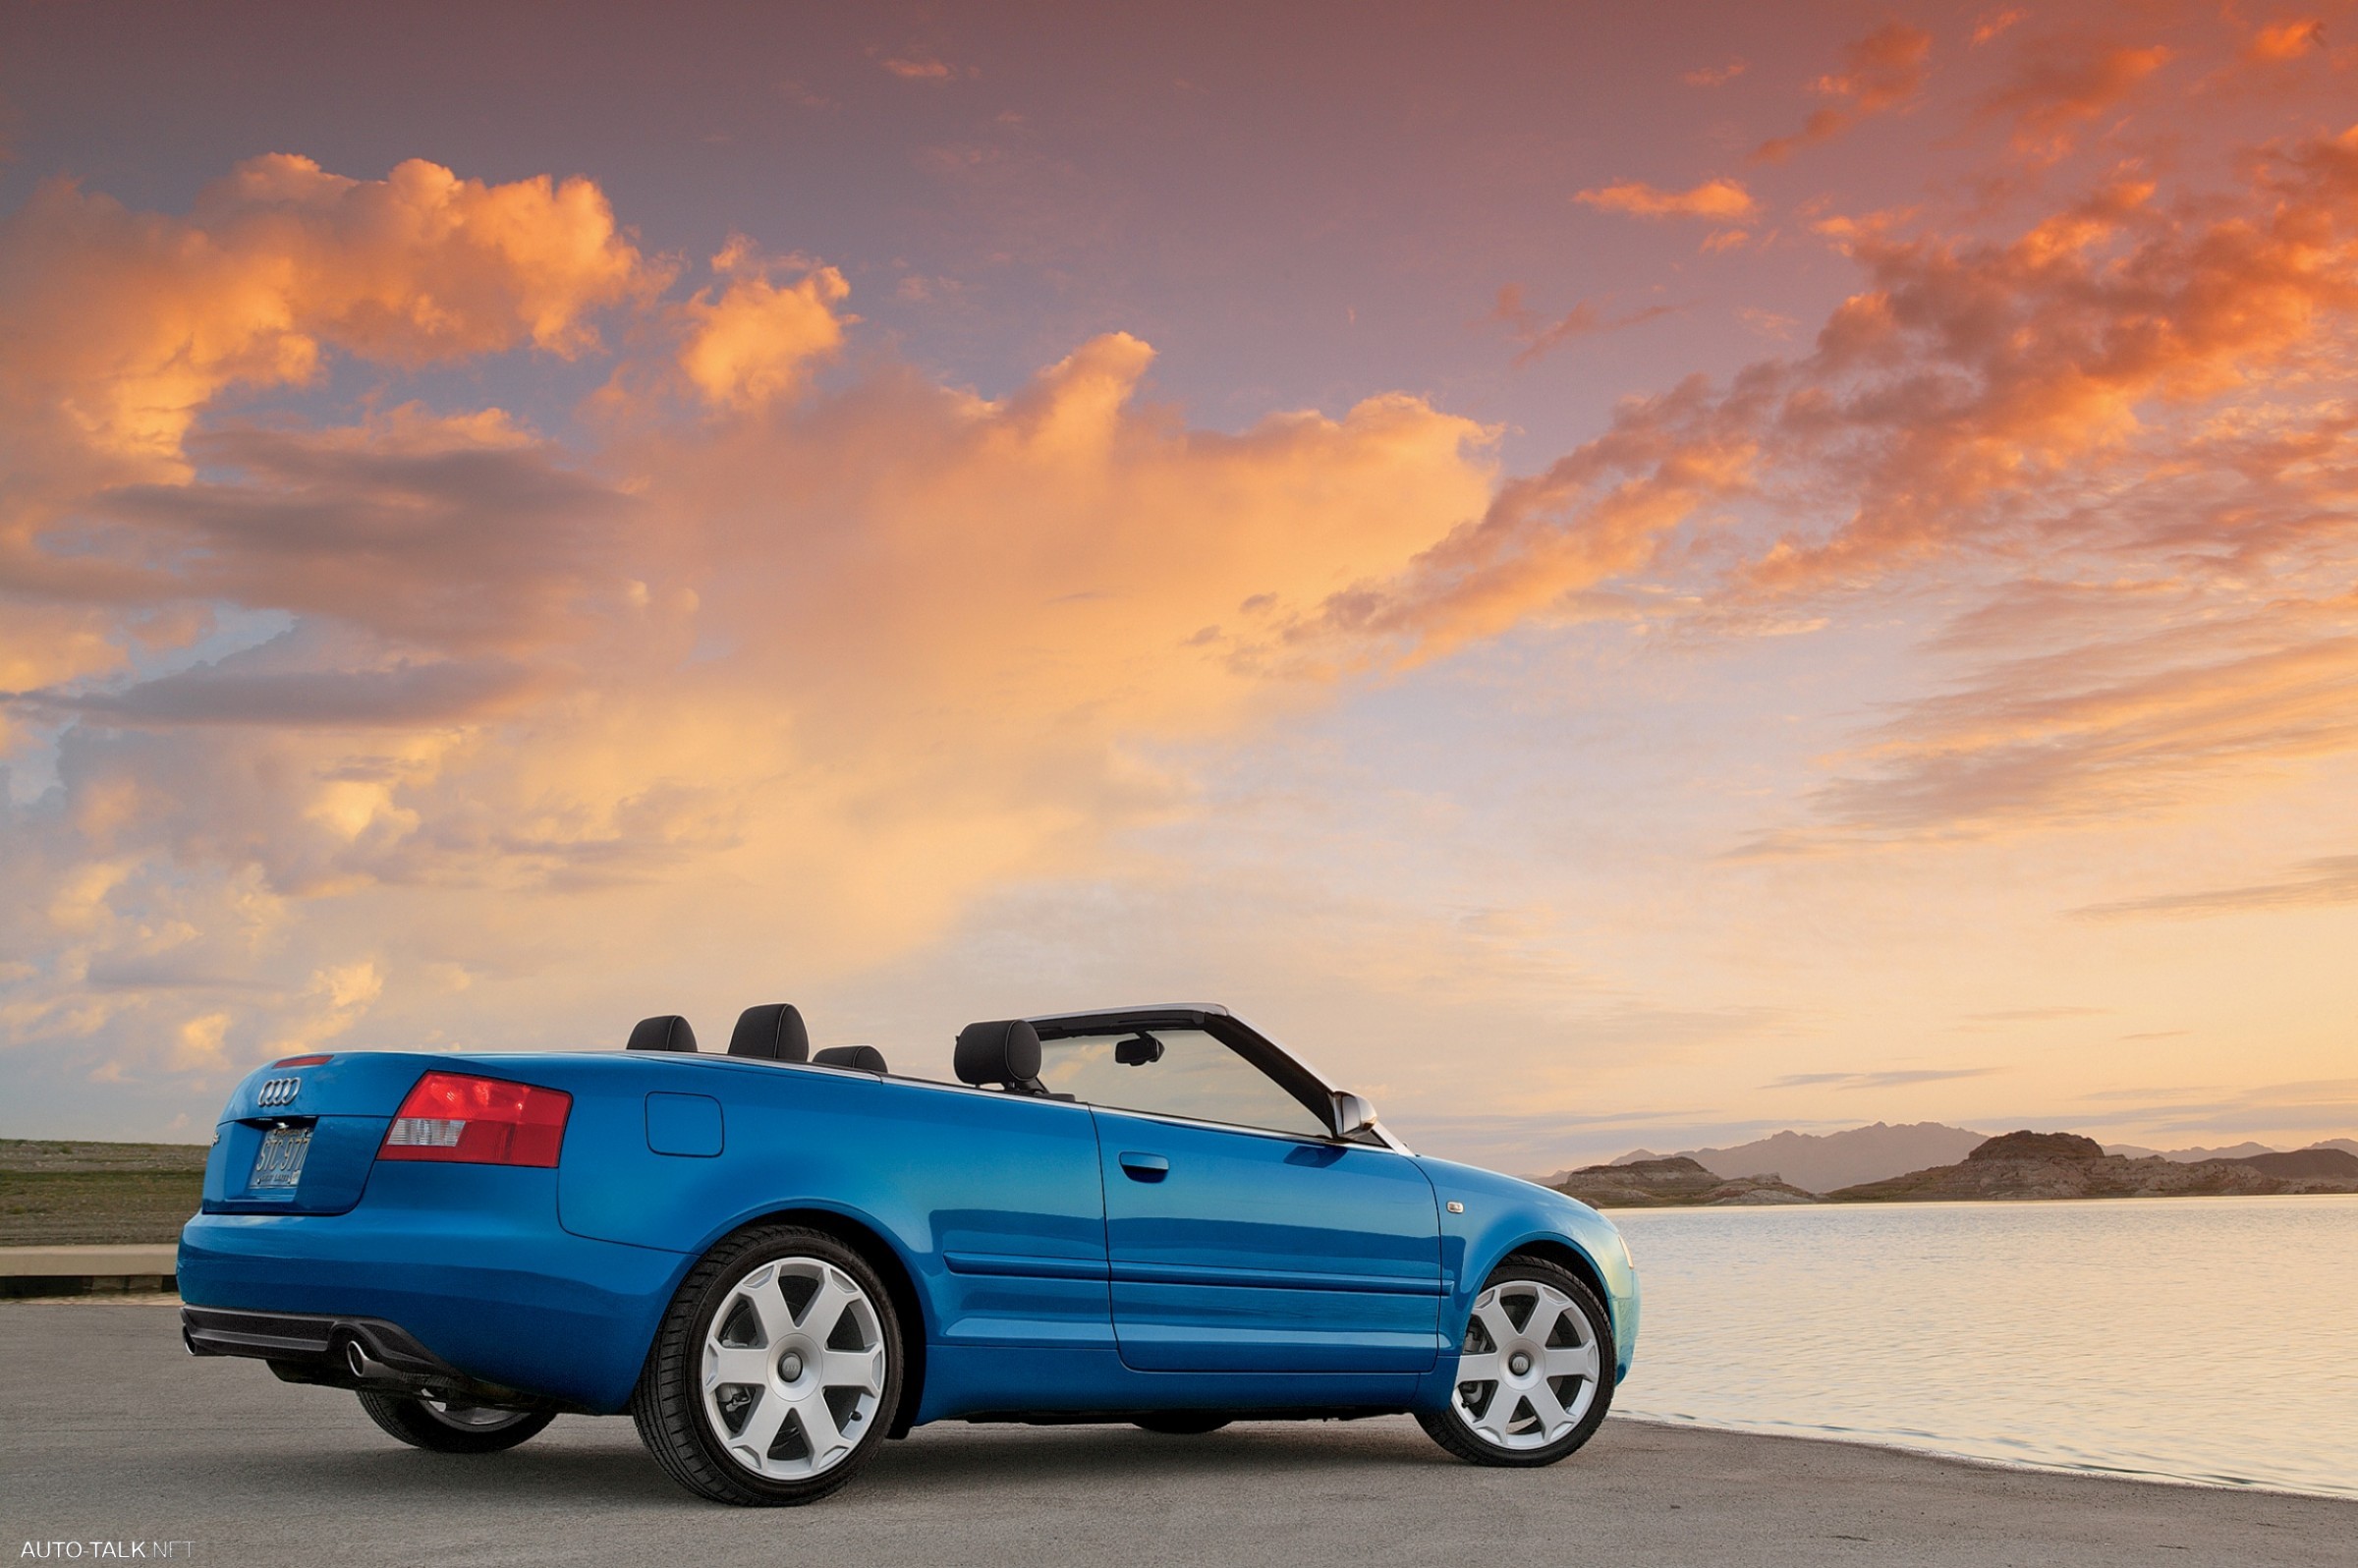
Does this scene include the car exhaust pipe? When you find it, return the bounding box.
[345,1336,398,1382]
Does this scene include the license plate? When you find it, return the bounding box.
[250,1125,312,1191]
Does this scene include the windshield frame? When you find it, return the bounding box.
[1024,1003,1408,1152]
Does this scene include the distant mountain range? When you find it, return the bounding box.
[1573,1122,1992,1194]
[1546,1132,2358,1207]
[2105,1138,2358,1161]
[1536,1126,2358,1195]
[1829,1133,2358,1203]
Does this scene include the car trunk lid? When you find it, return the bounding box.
[202,1052,443,1216]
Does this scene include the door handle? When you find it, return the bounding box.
[1118,1151,1170,1183]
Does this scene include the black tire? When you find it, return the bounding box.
[1417,1256,1614,1468]
[630,1225,904,1506]
[1133,1412,1233,1434]
[355,1390,555,1453]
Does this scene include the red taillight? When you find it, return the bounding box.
[378,1072,571,1168]
[273,1054,333,1068]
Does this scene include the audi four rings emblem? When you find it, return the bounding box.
[255,1077,302,1107]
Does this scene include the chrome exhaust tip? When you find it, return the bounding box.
[345,1336,400,1382]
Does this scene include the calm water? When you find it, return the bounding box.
[1608,1195,2358,1498]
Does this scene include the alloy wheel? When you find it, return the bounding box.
[700,1257,888,1481]
[1449,1278,1602,1449]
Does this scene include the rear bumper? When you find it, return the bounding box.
[181,1306,577,1411]
[179,1164,689,1413]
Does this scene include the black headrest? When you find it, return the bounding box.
[813,1044,889,1073]
[955,1019,1042,1091]
[627,1015,699,1053]
[728,1003,810,1062]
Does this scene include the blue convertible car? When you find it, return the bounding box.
[179,1003,1639,1504]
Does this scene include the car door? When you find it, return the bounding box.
[1038,1026,1442,1373]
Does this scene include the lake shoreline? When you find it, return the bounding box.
[1611,1410,2358,1505]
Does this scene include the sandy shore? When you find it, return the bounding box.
[2,1302,2347,1567]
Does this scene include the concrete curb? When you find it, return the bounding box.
[0,1243,178,1298]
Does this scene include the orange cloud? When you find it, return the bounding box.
[677,239,852,409]
[0,155,661,474]
[1683,60,1747,87]
[1981,35,2171,162]
[1298,375,1759,660]
[1575,177,1759,222]
[2245,19,2328,63]
[1759,149,2348,585]
[879,56,970,81]
[1755,23,1933,163]
[1973,10,2028,47]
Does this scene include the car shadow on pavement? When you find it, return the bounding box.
[242,1419,1449,1511]
[866,1423,1450,1489]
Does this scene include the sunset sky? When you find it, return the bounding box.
[3,1,2355,1169]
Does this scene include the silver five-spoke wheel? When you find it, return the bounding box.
[1417,1256,1615,1468]
[702,1258,888,1481]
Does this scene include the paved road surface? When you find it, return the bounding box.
[3,1304,2348,1567]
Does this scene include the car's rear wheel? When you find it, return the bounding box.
[1417,1257,1613,1468]
[355,1390,555,1453]
[1133,1412,1233,1434]
[632,1225,903,1505]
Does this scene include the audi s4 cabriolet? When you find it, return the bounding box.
[179,1003,1639,1504]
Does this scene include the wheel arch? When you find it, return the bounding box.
[715,1205,930,1439]
[1498,1236,1611,1325]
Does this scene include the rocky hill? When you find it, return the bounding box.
[1551,1156,1817,1208]
[1827,1132,2358,1203]
[1543,1121,1991,1192]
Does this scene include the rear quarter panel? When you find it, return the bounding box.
[546,1055,1112,1352]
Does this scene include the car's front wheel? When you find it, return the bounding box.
[1417,1257,1613,1467]
[355,1391,554,1453]
[631,1225,903,1505]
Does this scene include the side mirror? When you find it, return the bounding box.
[1329,1091,1378,1140]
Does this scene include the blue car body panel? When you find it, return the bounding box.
[181,1028,1638,1425]
[1095,1109,1442,1373]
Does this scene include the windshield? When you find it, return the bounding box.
[1035,1027,1330,1139]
